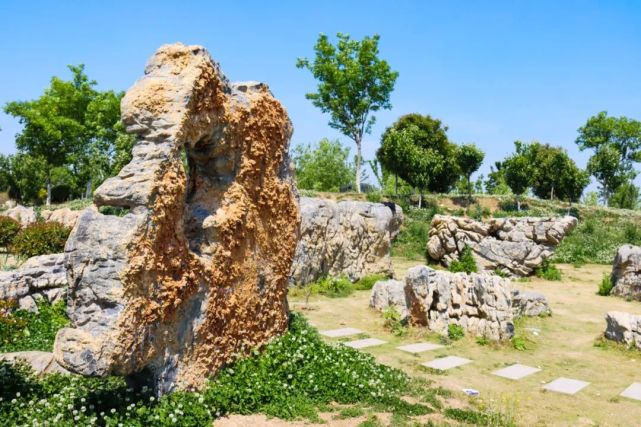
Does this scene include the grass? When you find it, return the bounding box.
[597,273,614,296]
[289,274,389,301]
[534,259,562,281]
[391,205,442,260]
[0,298,69,352]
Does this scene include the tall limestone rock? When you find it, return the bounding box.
[53,43,300,394]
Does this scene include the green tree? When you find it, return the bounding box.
[456,143,484,200]
[502,152,531,211]
[485,162,510,195]
[297,33,398,193]
[576,111,641,203]
[609,181,639,210]
[4,65,133,205]
[292,139,354,192]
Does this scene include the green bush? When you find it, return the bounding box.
[0,215,21,248]
[598,274,614,296]
[311,276,354,298]
[0,298,69,352]
[535,259,561,281]
[11,221,70,258]
[392,205,442,261]
[354,274,388,290]
[366,191,382,203]
[382,306,406,336]
[447,324,465,341]
[449,246,478,274]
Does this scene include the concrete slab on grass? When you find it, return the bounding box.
[492,364,541,380]
[421,356,472,371]
[344,338,386,349]
[620,383,641,401]
[543,378,589,395]
[320,328,363,338]
[397,343,444,354]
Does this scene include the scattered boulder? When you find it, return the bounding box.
[5,205,36,226]
[0,253,67,312]
[611,244,641,301]
[512,289,551,317]
[41,207,81,228]
[0,351,72,375]
[604,311,641,349]
[404,266,514,341]
[427,215,577,276]
[53,43,300,394]
[369,279,408,320]
[289,198,402,286]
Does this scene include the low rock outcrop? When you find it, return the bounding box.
[3,205,80,228]
[604,311,641,349]
[512,289,551,317]
[404,266,514,340]
[0,254,66,311]
[53,43,299,394]
[611,245,641,301]
[289,198,402,286]
[5,205,36,226]
[369,279,408,319]
[0,351,72,375]
[427,215,577,276]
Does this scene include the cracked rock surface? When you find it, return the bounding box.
[53,43,299,394]
[611,244,641,301]
[427,215,577,276]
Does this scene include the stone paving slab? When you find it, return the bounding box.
[492,364,541,380]
[543,377,590,395]
[397,342,444,354]
[344,338,387,349]
[421,356,472,371]
[320,328,363,338]
[620,383,641,401]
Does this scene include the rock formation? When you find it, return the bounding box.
[611,244,641,301]
[289,198,402,285]
[5,205,36,226]
[604,311,641,349]
[0,351,71,375]
[404,266,514,340]
[3,205,80,228]
[427,215,577,276]
[369,279,408,320]
[0,254,66,311]
[512,289,551,317]
[53,43,299,394]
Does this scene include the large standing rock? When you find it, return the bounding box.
[604,311,641,349]
[427,215,577,276]
[0,253,67,311]
[369,279,408,320]
[289,198,402,285]
[611,245,641,301]
[53,43,300,394]
[404,266,514,340]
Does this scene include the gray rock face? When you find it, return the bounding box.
[0,351,72,375]
[611,245,641,301]
[0,254,67,312]
[289,198,402,286]
[369,279,408,319]
[427,215,577,276]
[404,266,514,341]
[512,289,551,317]
[604,311,641,349]
[5,205,36,226]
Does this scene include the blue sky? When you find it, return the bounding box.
[1,1,640,189]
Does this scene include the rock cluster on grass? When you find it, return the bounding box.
[0,254,66,311]
[369,279,408,319]
[4,205,80,228]
[604,311,641,349]
[427,214,577,276]
[289,198,402,286]
[52,43,300,394]
[512,289,551,317]
[610,244,641,301]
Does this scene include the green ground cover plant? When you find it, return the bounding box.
[0,298,68,352]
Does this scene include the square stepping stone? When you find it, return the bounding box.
[543,377,589,395]
[320,327,363,338]
[397,342,444,354]
[492,364,541,380]
[344,338,386,349]
[620,383,641,401]
[421,356,472,371]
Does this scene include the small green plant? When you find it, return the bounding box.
[535,259,561,281]
[366,191,383,203]
[447,323,465,341]
[449,245,478,274]
[0,215,21,248]
[0,298,69,352]
[382,306,406,336]
[494,269,510,278]
[11,221,71,258]
[476,335,490,346]
[311,276,354,298]
[597,273,614,296]
[511,335,528,351]
[354,274,387,290]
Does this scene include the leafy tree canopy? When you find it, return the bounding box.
[292,138,354,192]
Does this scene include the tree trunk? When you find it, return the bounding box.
[85,180,92,200]
[394,174,398,196]
[355,137,362,193]
[550,185,554,200]
[46,171,52,207]
[418,191,423,209]
[516,196,521,211]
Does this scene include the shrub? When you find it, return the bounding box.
[447,324,465,341]
[311,276,354,298]
[11,221,70,258]
[535,259,561,281]
[0,215,20,248]
[382,306,406,336]
[392,205,441,261]
[511,335,528,351]
[598,274,614,296]
[0,298,69,352]
[449,246,477,274]
[354,274,388,291]
[366,191,383,203]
